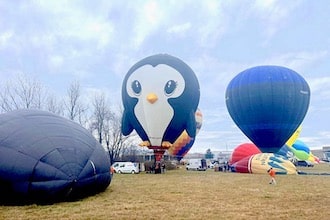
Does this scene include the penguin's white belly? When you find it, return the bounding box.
[135,99,173,146]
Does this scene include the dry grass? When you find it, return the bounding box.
[1,163,330,220]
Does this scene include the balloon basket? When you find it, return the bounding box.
[153,149,166,162]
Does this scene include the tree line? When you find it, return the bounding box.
[0,74,138,164]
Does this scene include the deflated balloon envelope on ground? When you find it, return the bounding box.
[121,54,200,161]
[225,65,310,153]
[0,110,111,204]
[231,153,297,175]
[229,143,297,174]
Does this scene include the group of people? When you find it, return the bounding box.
[154,162,166,174]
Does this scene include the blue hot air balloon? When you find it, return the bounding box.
[225,65,310,153]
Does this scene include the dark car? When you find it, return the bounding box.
[295,160,314,167]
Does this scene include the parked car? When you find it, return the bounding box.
[295,160,314,167]
[111,162,140,174]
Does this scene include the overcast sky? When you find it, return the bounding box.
[1,0,329,153]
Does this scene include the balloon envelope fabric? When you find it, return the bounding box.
[167,108,203,161]
[226,65,310,153]
[231,153,297,174]
[0,109,111,204]
[229,143,261,165]
[121,54,200,147]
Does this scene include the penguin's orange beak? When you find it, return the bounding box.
[147,93,158,104]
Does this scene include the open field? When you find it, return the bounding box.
[1,163,330,220]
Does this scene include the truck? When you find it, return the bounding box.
[186,159,207,171]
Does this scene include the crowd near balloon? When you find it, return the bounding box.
[0,53,320,204]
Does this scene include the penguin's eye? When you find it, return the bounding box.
[164,80,177,96]
[131,80,142,95]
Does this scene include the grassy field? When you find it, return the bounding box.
[1,163,330,220]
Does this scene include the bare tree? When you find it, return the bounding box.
[91,92,111,144]
[121,144,142,162]
[46,94,64,116]
[0,74,47,112]
[89,93,136,164]
[64,80,88,125]
[103,108,136,164]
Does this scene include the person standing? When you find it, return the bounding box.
[110,166,115,175]
[268,167,276,185]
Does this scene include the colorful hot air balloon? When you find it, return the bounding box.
[229,143,261,165]
[121,54,200,161]
[291,139,310,161]
[167,109,202,161]
[231,153,297,174]
[225,65,310,153]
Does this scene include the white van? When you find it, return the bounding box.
[186,159,207,171]
[111,162,140,174]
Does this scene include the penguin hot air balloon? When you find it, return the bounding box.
[121,54,200,161]
[225,66,310,153]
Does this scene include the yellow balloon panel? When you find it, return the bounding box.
[250,153,297,174]
[286,125,302,147]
